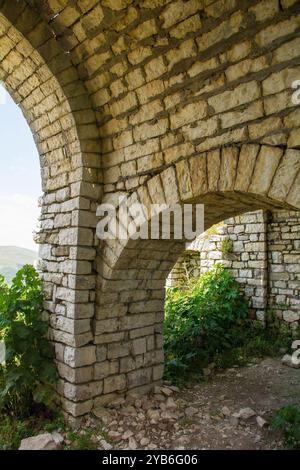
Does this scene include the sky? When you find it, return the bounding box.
[0,84,41,252]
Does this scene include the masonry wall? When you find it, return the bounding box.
[169,210,300,329]
[1,0,300,421]
[268,210,300,329]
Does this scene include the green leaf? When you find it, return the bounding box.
[0,265,56,415]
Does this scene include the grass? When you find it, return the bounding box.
[165,314,295,388]
[179,415,197,427]
[0,410,109,450]
[212,319,293,370]
[270,405,300,449]
[0,409,62,450]
[65,428,100,450]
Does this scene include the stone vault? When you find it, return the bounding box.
[0,0,299,420]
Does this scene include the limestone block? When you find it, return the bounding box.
[176,159,193,200]
[187,154,207,197]
[160,0,201,29]
[235,144,259,192]
[249,146,283,195]
[145,57,167,82]
[219,147,239,191]
[269,149,300,201]
[283,310,300,322]
[166,39,196,70]
[64,345,96,367]
[249,0,279,22]
[132,337,147,355]
[170,101,207,129]
[64,381,102,401]
[208,81,260,114]
[103,374,126,394]
[127,367,152,388]
[170,14,202,39]
[94,361,119,380]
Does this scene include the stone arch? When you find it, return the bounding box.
[93,143,300,409]
[0,0,299,421]
[100,143,300,278]
[12,0,299,196]
[0,2,101,419]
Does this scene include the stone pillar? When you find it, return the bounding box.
[267,210,300,331]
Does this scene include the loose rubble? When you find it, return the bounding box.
[19,358,299,450]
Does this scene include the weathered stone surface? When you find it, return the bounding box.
[249,146,283,195]
[283,310,300,322]
[2,0,300,420]
[235,144,260,192]
[256,416,268,428]
[233,407,256,420]
[208,81,260,114]
[169,208,300,331]
[282,354,300,369]
[19,433,61,451]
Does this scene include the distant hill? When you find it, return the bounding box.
[0,246,38,282]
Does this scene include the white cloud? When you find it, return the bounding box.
[0,193,39,251]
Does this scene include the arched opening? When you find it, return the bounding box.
[168,209,300,326]
[93,189,300,449]
[95,143,300,410]
[0,84,40,281]
[0,0,299,429]
[166,207,300,359]
[0,7,101,420]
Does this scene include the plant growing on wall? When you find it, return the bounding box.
[0,265,57,416]
[221,238,234,258]
[203,222,224,238]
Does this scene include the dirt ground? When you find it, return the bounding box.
[171,357,300,450]
[97,357,300,450]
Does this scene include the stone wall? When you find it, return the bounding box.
[268,210,300,330]
[169,210,300,330]
[0,7,101,420]
[0,0,300,420]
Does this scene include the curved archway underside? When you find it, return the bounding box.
[0,0,299,420]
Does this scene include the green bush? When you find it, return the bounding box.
[164,264,292,384]
[212,316,292,369]
[164,264,248,382]
[271,405,300,449]
[0,265,57,416]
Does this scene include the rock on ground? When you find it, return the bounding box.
[19,433,62,450]
[282,354,300,369]
[233,407,256,420]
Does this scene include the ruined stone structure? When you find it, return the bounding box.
[268,210,300,325]
[0,0,300,420]
[169,210,300,330]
